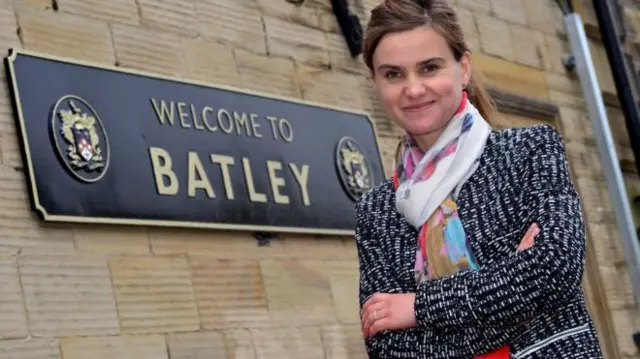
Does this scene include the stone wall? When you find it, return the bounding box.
[0,0,638,358]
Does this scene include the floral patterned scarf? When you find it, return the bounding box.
[392,92,491,284]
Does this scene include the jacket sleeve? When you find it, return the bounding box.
[355,192,420,358]
[414,125,587,330]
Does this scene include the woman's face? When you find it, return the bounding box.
[371,26,471,147]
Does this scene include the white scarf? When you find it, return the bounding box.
[395,100,491,229]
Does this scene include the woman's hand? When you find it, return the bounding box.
[361,293,417,338]
[517,223,539,252]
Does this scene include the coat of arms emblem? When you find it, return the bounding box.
[52,95,110,183]
[336,137,372,200]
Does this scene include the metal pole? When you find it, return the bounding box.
[564,12,640,310]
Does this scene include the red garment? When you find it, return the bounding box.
[474,346,510,359]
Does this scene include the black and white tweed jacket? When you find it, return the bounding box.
[355,125,604,358]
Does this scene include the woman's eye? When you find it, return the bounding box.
[423,64,438,73]
[384,70,402,79]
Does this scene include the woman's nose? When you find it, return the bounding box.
[404,76,426,98]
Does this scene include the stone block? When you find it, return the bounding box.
[251,326,325,359]
[321,324,367,359]
[609,308,640,358]
[166,331,227,359]
[296,67,363,109]
[234,49,301,99]
[523,0,565,36]
[490,0,526,25]
[0,5,20,51]
[137,0,198,37]
[475,14,514,61]
[225,328,257,359]
[56,0,139,25]
[183,39,241,87]
[255,0,318,29]
[327,33,367,75]
[0,129,21,168]
[109,256,200,334]
[20,255,119,337]
[510,24,545,69]
[73,225,150,255]
[547,89,585,109]
[306,0,332,12]
[264,16,329,67]
[457,0,491,14]
[608,107,631,148]
[196,0,266,54]
[453,5,480,53]
[558,107,593,143]
[317,8,340,33]
[60,335,168,359]
[280,235,350,260]
[14,0,54,9]
[149,227,285,259]
[0,167,75,255]
[543,35,570,74]
[327,260,360,324]
[16,5,115,65]
[564,141,603,181]
[189,257,270,329]
[588,223,625,267]
[261,259,336,325]
[588,39,616,96]
[0,254,28,339]
[471,53,548,99]
[111,24,184,76]
[0,339,61,359]
[575,177,612,224]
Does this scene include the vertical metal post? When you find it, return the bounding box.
[564,12,640,310]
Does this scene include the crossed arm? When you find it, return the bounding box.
[356,126,587,357]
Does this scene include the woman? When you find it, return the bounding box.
[355,0,604,358]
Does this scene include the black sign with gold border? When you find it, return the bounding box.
[4,49,385,235]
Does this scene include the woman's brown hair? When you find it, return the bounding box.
[363,0,497,277]
[363,0,497,131]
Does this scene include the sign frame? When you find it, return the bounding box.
[4,48,386,236]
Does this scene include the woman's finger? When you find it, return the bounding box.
[368,316,391,337]
[362,304,388,337]
[361,293,387,316]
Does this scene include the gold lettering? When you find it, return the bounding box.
[266,116,279,140]
[202,106,217,132]
[233,112,251,136]
[188,152,215,198]
[149,147,179,195]
[218,109,234,134]
[250,113,263,138]
[191,104,205,131]
[211,154,235,200]
[242,158,267,203]
[290,163,310,206]
[267,160,290,204]
[150,98,175,125]
[177,102,191,128]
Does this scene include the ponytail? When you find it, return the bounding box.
[465,68,499,127]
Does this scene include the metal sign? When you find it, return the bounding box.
[4,49,385,235]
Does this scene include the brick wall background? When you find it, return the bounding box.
[0,0,639,358]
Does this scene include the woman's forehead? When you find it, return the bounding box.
[373,27,452,67]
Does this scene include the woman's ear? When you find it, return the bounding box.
[459,51,472,88]
[368,69,375,85]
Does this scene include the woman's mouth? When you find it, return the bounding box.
[402,101,435,112]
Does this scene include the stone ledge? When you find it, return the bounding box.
[488,85,560,120]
